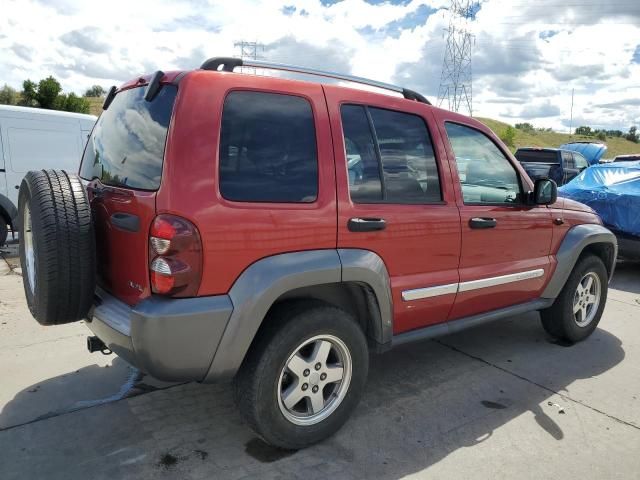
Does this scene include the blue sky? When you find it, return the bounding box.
[1,0,639,130]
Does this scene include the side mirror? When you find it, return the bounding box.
[533,178,558,205]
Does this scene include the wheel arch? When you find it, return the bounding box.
[0,193,17,230]
[542,224,617,299]
[580,242,616,279]
[203,249,392,382]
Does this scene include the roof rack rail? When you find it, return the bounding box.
[200,57,431,105]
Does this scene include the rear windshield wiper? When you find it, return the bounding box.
[144,70,165,102]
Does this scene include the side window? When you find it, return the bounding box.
[341,105,382,202]
[444,122,521,204]
[219,91,318,203]
[574,152,588,169]
[340,105,442,204]
[562,151,575,169]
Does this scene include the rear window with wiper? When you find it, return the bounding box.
[515,150,559,164]
[80,85,177,190]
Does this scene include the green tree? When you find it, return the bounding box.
[596,131,606,141]
[500,126,516,147]
[20,79,38,106]
[574,126,592,136]
[36,76,62,109]
[16,76,89,113]
[56,93,91,114]
[515,122,534,133]
[0,84,18,105]
[625,126,638,143]
[84,85,106,97]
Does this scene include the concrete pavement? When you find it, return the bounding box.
[1,246,639,479]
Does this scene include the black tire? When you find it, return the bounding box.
[234,300,369,450]
[540,254,608,343]
[0,218,7,246]
[18,170,96,325]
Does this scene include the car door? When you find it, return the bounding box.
[324,86,461,334]
[434,114,554,320]
[3,117,83,211]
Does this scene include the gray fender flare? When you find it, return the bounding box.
[204,249,393,382]
[542,224,617,299]
[0,194,18,228]
[338,248,393,345]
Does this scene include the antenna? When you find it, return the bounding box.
[569,88,574,135]
[233,41,265,74]
[437,0,477,116]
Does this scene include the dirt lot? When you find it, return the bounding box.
[1,243,639,479]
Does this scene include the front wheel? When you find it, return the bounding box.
[234,301,369,450]
[540,254,608,343]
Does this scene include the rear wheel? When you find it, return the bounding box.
[234,301,369,449]
[540,254,608,343]
[18,170,96,325]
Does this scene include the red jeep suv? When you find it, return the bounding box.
[19,57,617,449]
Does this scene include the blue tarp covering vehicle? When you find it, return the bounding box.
[559,142,607,165]
[559,161,640,258]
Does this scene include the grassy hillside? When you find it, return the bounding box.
[476,117,639,159]
[87,97,103,116]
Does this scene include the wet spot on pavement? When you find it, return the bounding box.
[193,449,209,460]
[158,453,179,469]
[481,400,508,409]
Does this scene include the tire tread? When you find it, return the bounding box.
[18,169,96,325]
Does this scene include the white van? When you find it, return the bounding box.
[0,105,96,245]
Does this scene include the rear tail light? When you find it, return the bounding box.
[149,215,202,297]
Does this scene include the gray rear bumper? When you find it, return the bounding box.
[86,289,233,382]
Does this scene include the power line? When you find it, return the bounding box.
[437,0,478,116]
[234,41,265,74]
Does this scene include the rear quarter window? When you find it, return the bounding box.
[218,91,318,203]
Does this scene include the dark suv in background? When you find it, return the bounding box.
[515,147,589,185]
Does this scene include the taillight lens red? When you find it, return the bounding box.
[149,215,202,297]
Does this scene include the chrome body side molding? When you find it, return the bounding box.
[402,283,458,301]
[457,269,544,292]
[402,269,545,301]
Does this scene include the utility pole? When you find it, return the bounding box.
[437,0,477,116]
[569,88,574,135]
[234,41,265,74]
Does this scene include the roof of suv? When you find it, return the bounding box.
[116,58,432,109]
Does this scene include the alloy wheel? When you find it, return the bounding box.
[277,334,352,426]
[573,271,601,327]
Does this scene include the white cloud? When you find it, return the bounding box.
[1,0,639,130]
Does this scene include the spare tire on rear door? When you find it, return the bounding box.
[18,170,96,325]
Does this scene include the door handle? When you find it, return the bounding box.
[348,217,386,232]
[469,217,497,229]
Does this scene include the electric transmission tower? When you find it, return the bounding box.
[234,41,265,74]
[437,0,477,116]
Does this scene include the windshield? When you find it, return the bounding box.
[515,150,558,164]
[80,85,177,190]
